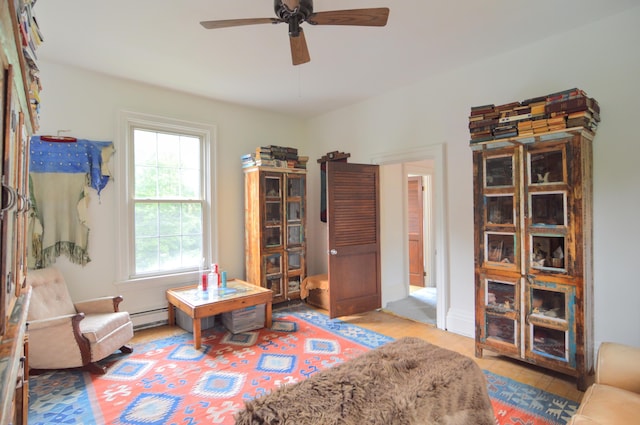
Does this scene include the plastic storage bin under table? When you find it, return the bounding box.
[166,279,273,349]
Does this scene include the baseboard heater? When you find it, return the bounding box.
[130,307,169,330]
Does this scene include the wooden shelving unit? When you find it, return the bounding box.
[1,1,41,423]
[471,125,596,390]
[244,166,307,304]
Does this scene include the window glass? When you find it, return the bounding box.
[118,111,215,282]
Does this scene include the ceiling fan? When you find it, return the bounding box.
[200,0,390,66]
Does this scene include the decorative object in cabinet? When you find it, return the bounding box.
[470,89,597,390]
[244,162,306,304]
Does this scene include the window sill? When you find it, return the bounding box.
[114,271,199,290]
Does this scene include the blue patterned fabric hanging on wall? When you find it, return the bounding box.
[28,136,115,268]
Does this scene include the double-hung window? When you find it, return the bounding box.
[117,111,216,284]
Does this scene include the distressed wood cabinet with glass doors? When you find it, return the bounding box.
[471,128,595,390]
[1,0,41,423]
[244,166,306,303]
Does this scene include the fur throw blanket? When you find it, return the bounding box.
[235,337,495,425]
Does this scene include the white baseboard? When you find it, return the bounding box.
[445,307,475,339]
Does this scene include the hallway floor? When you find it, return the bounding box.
[384,285,437,325]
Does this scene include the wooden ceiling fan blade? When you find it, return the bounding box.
[307,8,390,27]
[289,28,310,65]
[200,17,282,29]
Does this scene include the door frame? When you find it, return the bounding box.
[370,143,448,330]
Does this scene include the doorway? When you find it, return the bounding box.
[408,175,426,287]
[409,167,437,322]
[371,144,448,330]
[385,163,437,325]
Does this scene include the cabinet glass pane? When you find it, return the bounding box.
[487,315,516,344]
[265,253,281,275]
[2,217,16,301]
[485,156,513,187]
[266,201,281,223]
[287,201,301,221]
[486,280,516,313]
[485,233,515,264]
[288,251,302,271]
[288,176,304,197]
[486,195,514,225]
[265,176,281,198]
[530,193,565,226]
[531,288,566,320]
[265,227,281,248]
[531,325,567,360]
[288,224,303,246]
[531,235,565,269]
[288,276,301,293]
[266,276,283,297]
[529,150,564,185]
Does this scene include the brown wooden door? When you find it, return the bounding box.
[408,176,425,286]
[326,162,381,318]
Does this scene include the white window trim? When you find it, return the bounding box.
[115,110,218,287]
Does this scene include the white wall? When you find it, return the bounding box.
[379,163,406,300]
[36,61,306,315]
[306,6,640,347]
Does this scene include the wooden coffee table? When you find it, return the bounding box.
[166,279,273,349]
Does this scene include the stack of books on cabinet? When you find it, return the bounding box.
[241,145,309,169]
[469,88,600,144]
[11,0,43,124]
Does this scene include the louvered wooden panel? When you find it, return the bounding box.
[332,171,377,247]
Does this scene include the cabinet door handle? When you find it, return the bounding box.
[16,193,29,213]
[1,184,17,211]
[329,249,338,255]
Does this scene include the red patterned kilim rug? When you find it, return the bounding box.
[29,305,578,424]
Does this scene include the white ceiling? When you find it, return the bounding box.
[35,0,637,118]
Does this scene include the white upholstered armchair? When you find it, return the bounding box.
[26,267,134,374]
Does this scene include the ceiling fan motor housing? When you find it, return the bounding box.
[275,0,313,26]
